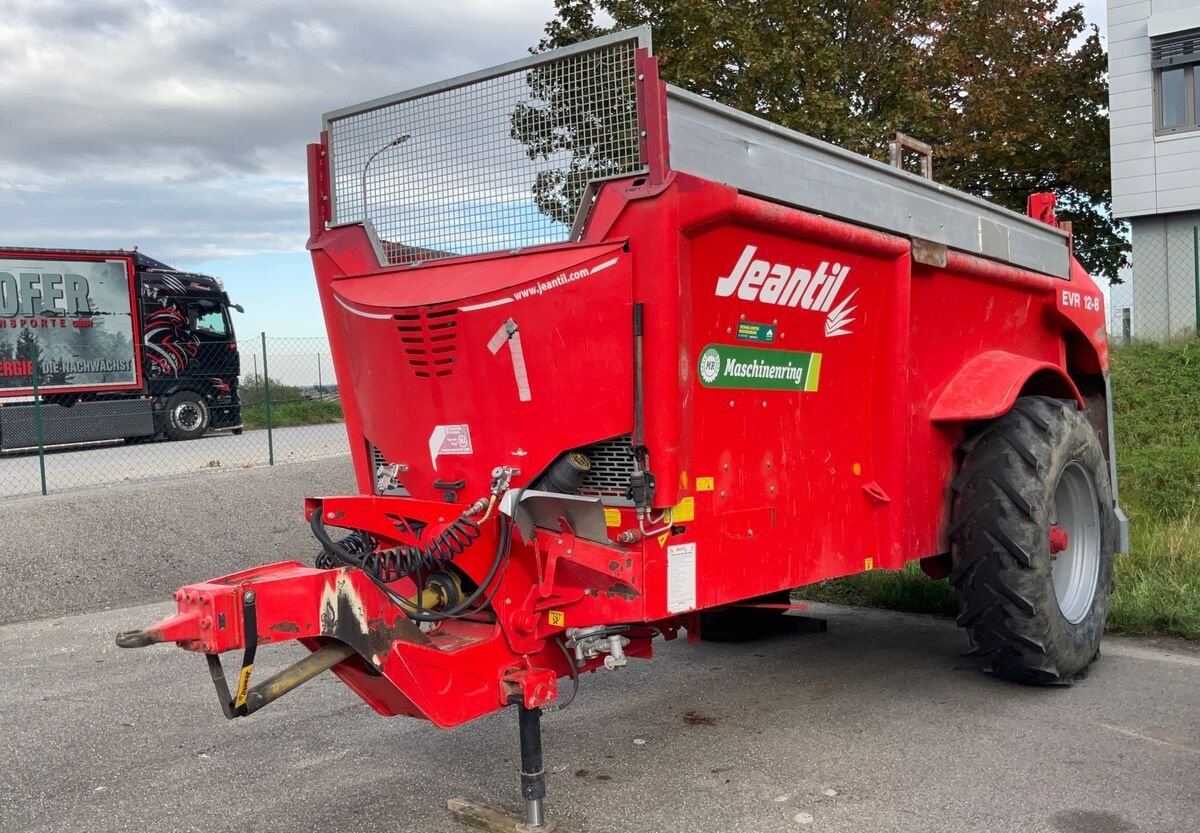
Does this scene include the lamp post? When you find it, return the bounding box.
[360,134,411,224]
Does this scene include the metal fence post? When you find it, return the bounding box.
[261,332,274,466]
[317,353,323,396]
[1122,308,1132,345]
[30,341,47,496]
[1193,225,1198,335]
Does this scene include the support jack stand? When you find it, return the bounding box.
[448,702,576,833]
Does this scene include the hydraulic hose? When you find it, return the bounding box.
[310,508,511,623]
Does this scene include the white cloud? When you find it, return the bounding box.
[0,0,1113,263]
[0,0,558,258]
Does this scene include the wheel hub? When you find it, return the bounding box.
[1049,461,1101,624]
[177,403,201,430]
[1049,525,1069,555]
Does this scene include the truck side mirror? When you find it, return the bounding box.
[232,304,245,313]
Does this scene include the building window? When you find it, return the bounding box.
[1153,28,1200,135]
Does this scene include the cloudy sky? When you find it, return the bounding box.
[0,0,1108,339]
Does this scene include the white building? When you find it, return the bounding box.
[1107,0,1200,340]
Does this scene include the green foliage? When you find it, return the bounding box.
[1107,339,1200,639]
[240,375,305,408]
[241,400,344,430]
[801,563,959,617]
[239,374,344,428]
[1110,340,1200,520]
[537,0,1128,282]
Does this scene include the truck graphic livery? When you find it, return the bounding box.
[0,248,242,450]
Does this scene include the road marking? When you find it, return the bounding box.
[1096,722,1200,755]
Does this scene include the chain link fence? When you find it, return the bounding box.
[1107,218,1200,345]
[0,335,347,498]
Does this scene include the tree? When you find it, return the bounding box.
[15,328,36,362]
[535,0,1127,282]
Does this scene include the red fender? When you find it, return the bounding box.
[930,350,1084,423]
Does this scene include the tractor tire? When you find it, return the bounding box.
[164,391,210,441]
[950,396,1117,685]
[700,590,793,641]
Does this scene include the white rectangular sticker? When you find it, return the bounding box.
[428,424,473,470]
[666,543,697,614]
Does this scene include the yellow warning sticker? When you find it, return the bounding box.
[864,557,874,571]
[657,532,670,547]
[234,664,254,708]
[672,496,695,523]
[696,477,715,492]
[604,508,621,527]
[547,610,565,627]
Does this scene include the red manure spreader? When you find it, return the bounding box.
[120,29,1127,830]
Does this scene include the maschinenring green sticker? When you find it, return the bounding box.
[697,344,821,391]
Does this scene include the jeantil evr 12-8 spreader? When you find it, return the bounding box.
[119,29,1128,831]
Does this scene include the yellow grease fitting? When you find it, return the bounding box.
[547,610,565,627]
[696,477,715,492]
[604,508,622,527]
[672,496,695,523]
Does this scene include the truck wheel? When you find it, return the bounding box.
[164,391,210,441]
[950,396,1116,685]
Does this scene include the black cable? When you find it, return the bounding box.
[547,636,579,712]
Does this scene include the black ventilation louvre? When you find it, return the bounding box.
[578,434,637,506]
[1152,28,1200,67]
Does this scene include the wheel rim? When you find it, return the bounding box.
[1050,461,1102,624]
[175,402,203,431]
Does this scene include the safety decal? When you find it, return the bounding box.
[864,557,874,571]
[604,508,622,527]
[547,610,565,627]
[428,424,473,470]
[672,496,695,523]
[666,543,697,613]
[697,344,822,391]
[695,477,715,492]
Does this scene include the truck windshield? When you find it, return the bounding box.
[189,305,229,338]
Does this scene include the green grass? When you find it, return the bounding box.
[802,339,1200,640]
[241,399,344,430]
[1108,339,1200,638]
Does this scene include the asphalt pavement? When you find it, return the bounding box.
[2,459,1198,833]
[0,423,349,498]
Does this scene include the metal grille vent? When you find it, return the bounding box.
[324,30,648,265]
[1152,28,1200,66]
[369,441,386,473]
[368,440,410,496]
[579,434,636,504]
[395,308,459,378]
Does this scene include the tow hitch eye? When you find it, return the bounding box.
[1049,525,1069,556]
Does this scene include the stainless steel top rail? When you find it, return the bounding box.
[665,86,1071,279]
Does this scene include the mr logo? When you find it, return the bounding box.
[715,245,858,337]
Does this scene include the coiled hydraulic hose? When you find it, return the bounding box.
[310,508,510,623]
[314,515,481,581]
